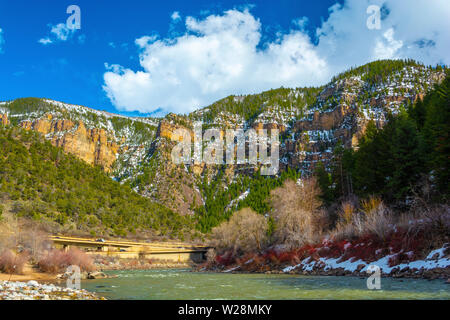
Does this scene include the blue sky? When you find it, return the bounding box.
[0,0,449,116]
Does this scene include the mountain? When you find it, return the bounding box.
[0,98,160,174]
[0,124,194,239]
[0,59,448,233]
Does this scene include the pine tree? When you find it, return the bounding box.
[352,120,389,196]
[314,161,333,204]
[387,114,424,200]
[422,75,450,197]
[330,142,354,199]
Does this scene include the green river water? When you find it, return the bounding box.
[81,269,450,300]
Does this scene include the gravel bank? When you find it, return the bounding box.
[0,280,105,300]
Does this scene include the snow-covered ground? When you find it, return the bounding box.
[282,245,450,275]
[225,189,250,211]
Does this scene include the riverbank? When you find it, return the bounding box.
[200,243,450,282]
[0,280,105,300]
[0,269,56,282]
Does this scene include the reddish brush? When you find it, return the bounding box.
[294,244,319,260]
[236,253,255,265]
[0,249,29,274]
[262,249,278,263]
[276,250,299,264]
[215,251,235,266]
[236,253,258,271]
[38,248,95,273]
[388,251,419,267]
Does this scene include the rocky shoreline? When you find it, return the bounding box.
[200,246,450,282]
[0,280,106,300]
[213,265,450,280]
[202,264,450,282]
[203,264,450,280]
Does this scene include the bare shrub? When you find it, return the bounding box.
[210,208,268,255]
[331,222,358,242]
[270,178,324,249]
[206,248,216,264]
[38,250,69,274]
[295,178,323,213]
[20,223,51,261]
[363,202,393,240]
[399,204,450,249]
[341,201,356,225]
[361,196,382,215]
[424,205,450,235]
[333,200,361,241]
[0,249,29,274]
[333,196,393,241]
[38,248,96,274]
[0,214,20,250]
[0,226,13,252]
[65,248,96,272]
[312,209,330,234]
[271,207,314,249]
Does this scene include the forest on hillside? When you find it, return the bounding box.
[316,71,450,205]
[0,126,195,239]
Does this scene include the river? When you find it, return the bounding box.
[80,269,450,300]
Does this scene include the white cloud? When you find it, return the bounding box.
[135,35,158,48]
[51,23,74,41]
[0,28,4,53]
[104,63,125,74]
[171,11,181,21]
[292,17,309,30]
[315,0,450,71]
[38,37,53,45]
[104,9,327,114]
[39,22,83,45]
[104,1,450,114]
[373,28,403,60]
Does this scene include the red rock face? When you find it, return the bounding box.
[252,122,286,133]
[19,117,119,172]
[0,114,9,126]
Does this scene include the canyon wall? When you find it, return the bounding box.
[20,116,119,171]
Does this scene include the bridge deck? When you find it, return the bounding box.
[49,235,209,254]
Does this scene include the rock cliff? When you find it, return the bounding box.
[20,117,118,171]
[0,114,9,126]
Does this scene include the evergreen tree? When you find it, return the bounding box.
[422,75,450,197]
[314,161,333,205]
[330,142,355,199]
[386,114,424,200]
[352,120,389,196]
